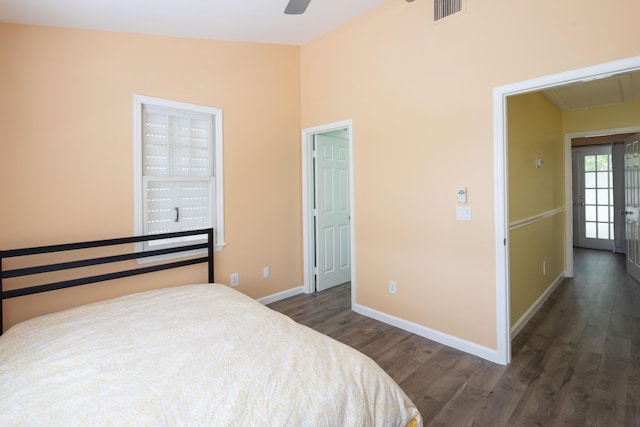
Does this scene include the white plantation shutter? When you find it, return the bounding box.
[142,107,213,178]
[134,97,223,251]
[145,181,211,234]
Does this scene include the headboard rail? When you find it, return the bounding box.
[1,228,214,333]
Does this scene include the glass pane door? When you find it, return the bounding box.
[573,146,615,251]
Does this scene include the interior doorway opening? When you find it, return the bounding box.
[495,56,640,365]
[572,144,616,250]
[571,135,634,253]
[301,120,355,300]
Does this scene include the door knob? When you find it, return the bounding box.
[621,210,633,215]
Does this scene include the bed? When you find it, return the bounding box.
[0,228,422,426]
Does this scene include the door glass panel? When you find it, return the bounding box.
[584,152,614,241]
[597,154,609,170]
[598,222,610,239]
[597,189,609,204]
[598,205,609,222]
[597,172,609,187]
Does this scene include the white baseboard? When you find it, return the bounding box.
[353,304,502,364]
[510,272,565,339]
[257,286,304,305]
[258,283,566,365]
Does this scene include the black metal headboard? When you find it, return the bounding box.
[0,228,214,334]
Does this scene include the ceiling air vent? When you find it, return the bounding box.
[434,0,462,21]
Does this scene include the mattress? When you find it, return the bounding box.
[0,283,422,426]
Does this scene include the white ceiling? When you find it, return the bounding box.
[0,0,388,46]
[544,72,640,111]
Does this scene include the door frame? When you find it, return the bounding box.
[494,55,640,365]
[301,120,355,299]
[568,129,640,250]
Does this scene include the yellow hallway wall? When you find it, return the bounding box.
[508,93,564,221]
[0,24,302,329]
[300,0,640,350]
[563,101,640,134]
[508,92,564,326]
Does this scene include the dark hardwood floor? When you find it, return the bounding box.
[268,248,640,426]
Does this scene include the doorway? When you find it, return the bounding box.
[570,134,633,253]
[572,145,615,251]
[494,55,640,365]
[301,120,354,297]
[566,129,640,256]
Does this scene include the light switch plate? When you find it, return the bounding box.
[456,206,471,221]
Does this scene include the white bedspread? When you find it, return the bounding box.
[0,284,422,426]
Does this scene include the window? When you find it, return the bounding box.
[134,95,225,252]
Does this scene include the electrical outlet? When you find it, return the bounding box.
[389,281,397,295]
[230,273,239,287]
[263,266,270,279]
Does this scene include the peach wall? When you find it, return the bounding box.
[300,0,640,349]
[3,0,640,350]
[0,24,302,330]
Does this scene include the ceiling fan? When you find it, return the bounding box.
[284,0,312,15]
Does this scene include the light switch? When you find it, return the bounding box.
[456,206,471,221]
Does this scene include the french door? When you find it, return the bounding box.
[624,133,640,282]
[572,146,615,251]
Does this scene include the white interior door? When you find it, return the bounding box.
[624,133,640,282]
[572,146,615,251]
[314,133,351,292]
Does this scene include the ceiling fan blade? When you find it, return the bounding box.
[284,0,312,15]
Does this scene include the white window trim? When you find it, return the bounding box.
[133,95,226,255]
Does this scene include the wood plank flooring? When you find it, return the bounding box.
[268,248,640,426]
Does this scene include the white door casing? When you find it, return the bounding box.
[494,55,640,366]
[314,134,351,291]
[625,133,640,282]
[301,120,354,300]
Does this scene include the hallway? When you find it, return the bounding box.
[506,248,639,426]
